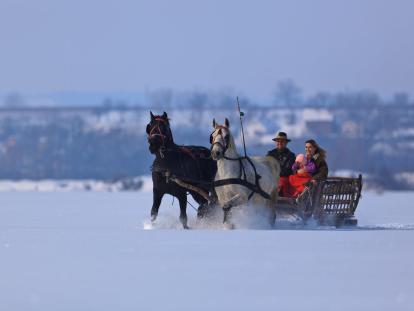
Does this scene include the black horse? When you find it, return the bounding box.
[146,111,217,228]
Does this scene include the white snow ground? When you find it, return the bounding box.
[1,190,413,311]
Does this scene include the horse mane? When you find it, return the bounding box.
[227,130,237,153]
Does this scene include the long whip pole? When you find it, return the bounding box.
[237,96,247,157]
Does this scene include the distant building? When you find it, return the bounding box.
[306,120,333,136]
[303,108,333,136]
[341,121,361,137]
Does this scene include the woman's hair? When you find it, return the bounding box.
[305,139,326,159]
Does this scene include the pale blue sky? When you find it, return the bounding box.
[1,0,413,100]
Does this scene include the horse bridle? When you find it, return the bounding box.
[210,126,230,156]
[147,117,170,144]
[147,117,172,157]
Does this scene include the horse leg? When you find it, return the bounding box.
[222,207,236,230]
[151,189,164,222]
[221,192,244,229]
[222,198,237,228]
[178,192,189,229]
[223,208,232,224]
[190,192,209,219]
[267,189,278,227]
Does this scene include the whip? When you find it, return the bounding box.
[237,96,247,157]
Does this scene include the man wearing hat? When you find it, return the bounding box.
[267,132,296,196]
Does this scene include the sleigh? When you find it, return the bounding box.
[276,174,362,227]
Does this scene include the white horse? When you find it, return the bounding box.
[210,118,280,227]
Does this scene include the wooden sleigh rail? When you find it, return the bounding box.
[277,174,363,227]
[311,174,362,226]
[316,174,362,213]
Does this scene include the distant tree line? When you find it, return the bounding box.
[1,81,412,109]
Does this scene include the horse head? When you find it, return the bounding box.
[146,111,174,154]
[210,118,233,160]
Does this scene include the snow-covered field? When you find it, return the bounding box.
[1,190,414,310]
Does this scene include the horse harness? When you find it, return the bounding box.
[213,155,271,201]
[210,126,271,201]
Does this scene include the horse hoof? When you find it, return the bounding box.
[197,209,207,219]
[223,222,235,230]
[183,224,190,230]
